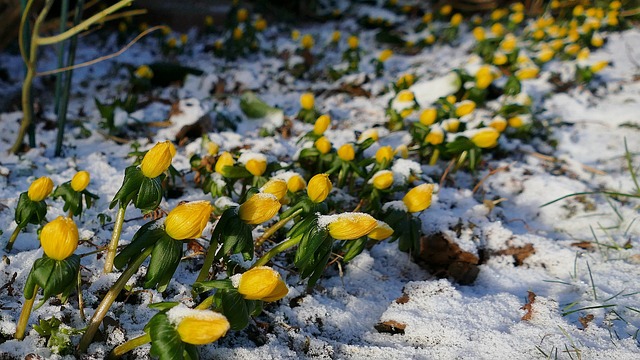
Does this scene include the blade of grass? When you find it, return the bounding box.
[562,304,616,316]
[586,260,597,301]
[541,191,640,208]
[624,138,640,195]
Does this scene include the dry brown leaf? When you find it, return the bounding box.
[374,320,406,335]
[395,293,410,304]
[579,314,594,330]
[417,232,480,285]
[495,243,535,266]
[520,291,536,321]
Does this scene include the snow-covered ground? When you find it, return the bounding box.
[0,5,639,360]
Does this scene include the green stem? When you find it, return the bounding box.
[108,333,151,359]
[78,246,153,353]
[77,270,85,321]
[15,285,38,340]
[255,208,303,247]
[103,206,126,274]
[6,226,23,251]
[429,149,440,166]
[195,237,219,283]
[252,236,302,268]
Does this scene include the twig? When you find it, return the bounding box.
[524,150,606,176]
[439,159,456,189]
[472,162,514,193]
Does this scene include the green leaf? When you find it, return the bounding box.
[114,220,164,270]
[192,279,234,294]
[217,212,253,257]
[15,192,47,227]
[144,235,183,291]
[136,175,164,212]
[148,312,185,360]
[110,166,145,209]
[52,182,82,216]
[148,302,181,311]
[220,290,251,331]
[295,223,332,282]
[184,344,199,360]
[446,137,474,154]
[239,91,283,119]
[341,237,367,263]
[221,165,252,179]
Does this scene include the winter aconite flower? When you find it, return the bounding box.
[307,174,332,203]
[301,34,315,49]
[165,201,212,240]
[403,184,434,213]
[420,108,437,126]
[140,141,176,178]
[261,178,288,201]
[372,170,394,190]
[245,158,267,176]
[287,174,306,193]
[455,100,476,117]
[375,146,394,164]
[315,137,332,155]
[347,36,359,49]
[28,176,54,202]
[337,144,355,161]
[326,213,378,240]
[379,49,393,62]
[475,65,493,90]
[471,128,500,148]
[237,266,288,301]
[173,309,230,345]
[425,126,444,145]
[215,152,235,175]
[367,221,394,240]
[313,115,331,135]
[134,65,154,79]
[70,171,90,192]
[238,193,281,225]
[40,216,79,260]
[300,93,315,110]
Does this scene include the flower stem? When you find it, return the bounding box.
[252,236,302,268]
[429,149,440,166]
[107,333,151,359]
[14,285,38,340]
[5,226,22,251]
[255,208,303,247]
[103,206,126,274]
[195,237,219,283]
[78,246,152,353]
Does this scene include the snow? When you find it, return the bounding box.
[0,4,639,360]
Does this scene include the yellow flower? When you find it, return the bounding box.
[591,61,609,73]
[134,65,154,79]
[475,65,493,90]
[301,34,315,49]
[326,213,378,240]
[331,31,341,43]
[489,116,507,132]
[422,12,433,24]
[261,179,288,201]
[493,52,508,66]
[450,13,463,27]
[573,5,584,17]
[470,128,500,148]
[307,174,332,203]
[313,115,331,135]
[515,67,539,80]
[591,34,603,48]
[167,38,177,48]
[287,174,306,193]
[348,36,359,49]
[180,33,188,45]
[379,49,393,62]
[455,100,476,117]
[403,183,434,213]
[233,27,243,40]
[71,171,90,192]
[565,43,580,56]
[204,15,214,27]
[215,152,235,175]
[175,310,230,345]
[442,119,460,132]
[491,8,507,21]
[367,221,394,240]
[499,34,517,53]
[315,136,332,155]
[300,92,315,110]
[473,27,485,42]
[610,1,621,10]
[255,18,267,31]
[440,4,452,16]
[425,126,444,145]
[491,23,505,37]
[245,158,267,176]
[372,170,394,190]
[207,141,219,156]
[358,129,379,143]
[161,26,172,36]
[237,8,248,22]
[28,176,54,202]
[550,0,559,9]
[238,193,281,225]
[397,73,414,87]
[291,29,300,41]
[141,141,175,178]
[237,266,288,301]
[396,90,414,103]
[577,47,590,61]
[375,146,394,164]
[40,216,78,260]
[337,143,355,161]
[608,12,619,27]
[395,144,409,159]
[508,116,524,128]
[510,12,524,24]
[165,201,212,240]
[538,48,554,63]
[420,108,437,126]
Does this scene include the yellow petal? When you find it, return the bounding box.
[238,266,288,301]
[307,174,332,203]
[71,171,90,192]
[28,176,54,202]
[367,221,394,240]
[165,201,212,240]
[337,144,355,161]
[175,310,230,345]
[141,141,175,178]
[402,184,434,213]
[261,178,288,201]
[40,216,78,260]
[238,193,281,225]
[325,213,378,240]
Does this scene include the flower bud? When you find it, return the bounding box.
[323,212,378,240]
[591,61,608,73]
[499,34,517,53]
[28,176,54,202]
[331,31,341,43]
[233,27,243,40]
[237,266,288,301]
[450,13,462,27]
[367,221,394,240]
[238,193,281,225]
[455,100,476,117]
[315,136,332,155]
[372,170,394,190]
[475,65,493,90]
[420,108,437,126]
[291,29,300,41]
[493,52,507,66]
[215,152,235,175]
[313,114,331,135]
[375,146,394,164]
[425,126,444,145]
[395,144,408,159]
[379,49,393,62]
[358,129,379,143]
[40,216,78,260]
[141,141,175,178]
[307,174,332,203]
[134,65,154,79]
[470,128,500,148]
[300,93,315,110]
[508,116,524,128]
[174,309,230,345]
[301,34,315,49]
[489,116,507,132]
[261,178,288,201]
[347,36,359,49]
[71,171,90,192]
[287,174,306,193]
[473,27,485,41]
[255,18,267,31]
[515,67,539,80]
[403,183,434,213]
[207,141,219,156]
[237,8,248,22]
[245,158,267,176]
[337,144,355,161]
[165,201,212,240]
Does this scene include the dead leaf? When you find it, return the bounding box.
[520,291,536,321]
[579,314,594,330]
[374,320,406,335]
[571,241,594,250]
[495,243,535,266]
[187,240,205,254]
[395,293,410,304]
[416,232,480,285]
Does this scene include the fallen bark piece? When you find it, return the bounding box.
[374,320,406,335]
